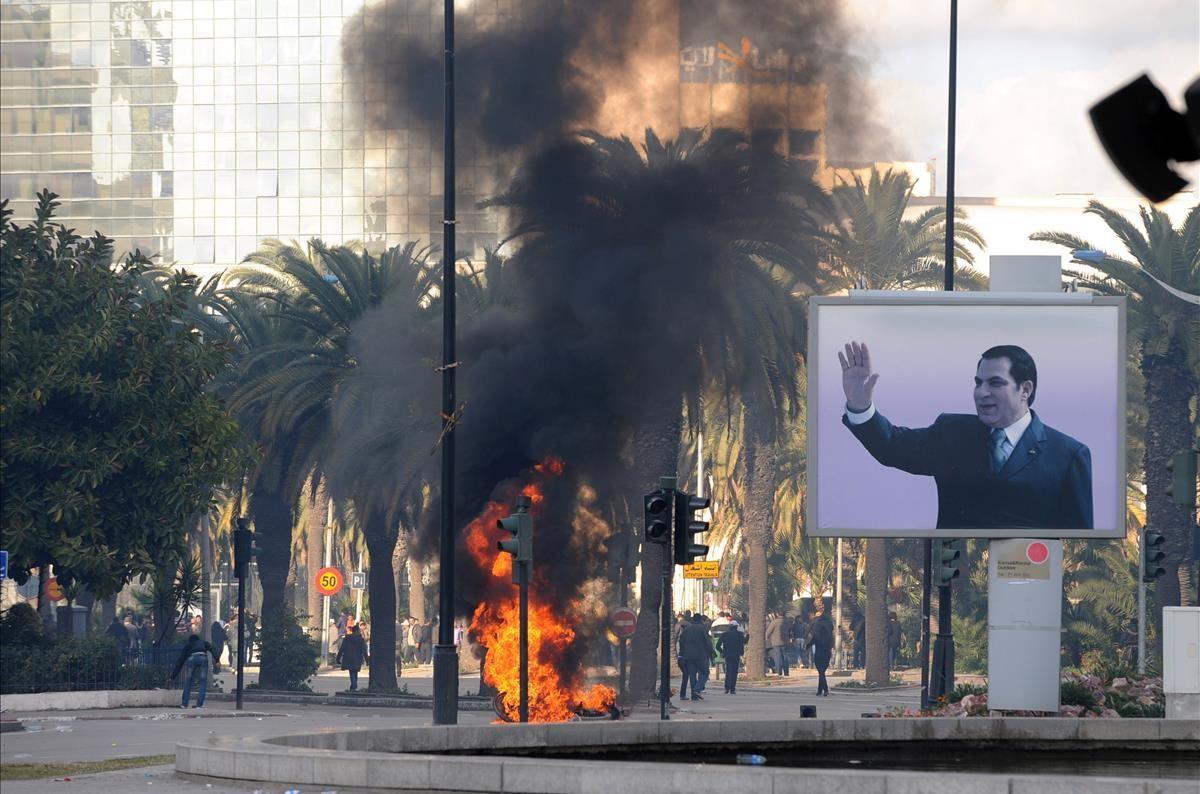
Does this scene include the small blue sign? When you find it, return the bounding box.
[0,550,7,580]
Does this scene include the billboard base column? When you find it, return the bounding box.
[988,539,1062,712]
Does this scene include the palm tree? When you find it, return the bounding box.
[485,128,830,697]
[826,167,987,291]
[825,166,988,686]
[227,238,440,690]
[1032,201,1199,616]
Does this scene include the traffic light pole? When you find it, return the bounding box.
[919,539,932,711]
[518,559,529,723]
[1137,532,1146,674]
[659,476,676,721]
[236,563,245,711]
[931,567,955,700]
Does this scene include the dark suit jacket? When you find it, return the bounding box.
[842,409,1093,529]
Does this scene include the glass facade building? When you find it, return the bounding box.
[1,0,501,276]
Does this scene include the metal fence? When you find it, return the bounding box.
[0,641,182,695]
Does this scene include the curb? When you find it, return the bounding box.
[203,691,494,710]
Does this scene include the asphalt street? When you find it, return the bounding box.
[1,668,922,792]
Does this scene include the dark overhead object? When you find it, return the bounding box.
[1089,74,1200,202]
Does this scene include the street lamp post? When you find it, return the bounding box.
[432,0,459,726]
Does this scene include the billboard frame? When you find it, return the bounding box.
[806,291,1127,539]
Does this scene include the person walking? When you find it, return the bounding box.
[714,620,746,694]
[105,616,130,655]
[210,620,227,666]
[337,624,369,691]
[810,608,835,696]
[171,633,221,709]
[886,612,903,670]
[677,614,714,701]
[766,612,788,676]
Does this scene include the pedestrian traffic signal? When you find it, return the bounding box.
[233,518,260,580]
[935,538,961,585]
[644,490,670,545]
[1165,449,1198,509]
[1143,528,1166,583]
[497,495,533,583]
[673,491,710,566]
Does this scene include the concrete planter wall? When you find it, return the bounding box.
[176,718,1200,793]
[1,689,178,712]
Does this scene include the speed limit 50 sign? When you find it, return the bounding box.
[315,567,343,596]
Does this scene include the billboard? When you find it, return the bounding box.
[807,292,1126,538]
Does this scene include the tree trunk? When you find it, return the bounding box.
[409,555,426,621]
[627,403,683,700]
[1143,342,1198,632]
[199,515,213,644]
[362,505,398,690]
[864,538,889,686]
[305,477,329,632]
[249,486,293,626]
[742,407,778,679]
[393,531,409,619]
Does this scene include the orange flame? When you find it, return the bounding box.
[465,458,616,722]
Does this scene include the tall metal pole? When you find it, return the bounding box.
[925,0,961,707]
[1137,532,1147,674]
[943,0,958,293]
[919,539,932,711]
[834,538,843,668]
[236,569,245,711]
[659,476,676,721]
[519,561,529,723]
[432,0,459,726]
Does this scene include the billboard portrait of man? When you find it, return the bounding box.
[838,341,1093,530]
[808,296,1124,538]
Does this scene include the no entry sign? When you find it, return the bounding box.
[315,567,344,597]
[608,607,637,639]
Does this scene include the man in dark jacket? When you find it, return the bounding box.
[105,617,130,658]
[171,634,221,708]
[337,624,369,691]
[809,610,835,696]
[886,613,903,670]
[677,614,714,701]
[210,620,227,667]
[714,621,746,694]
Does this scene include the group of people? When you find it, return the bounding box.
[670,605,850,699]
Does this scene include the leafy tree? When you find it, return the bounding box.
[227,239,439,690]
[824,167,988,686]
[486,128,830,696]
[1,192,245,596]
[826,167,987,291]
[1032,201,1199,612]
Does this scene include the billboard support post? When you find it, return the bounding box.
[986,255,1067,712]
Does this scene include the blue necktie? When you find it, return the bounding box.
[991,428,1010,473]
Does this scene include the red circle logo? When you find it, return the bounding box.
[1026,542,1049,564]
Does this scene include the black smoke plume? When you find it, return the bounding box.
[333,1,884,621]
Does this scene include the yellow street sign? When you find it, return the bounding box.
[683,560,719,579]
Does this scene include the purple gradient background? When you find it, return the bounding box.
[815,304,1121,533]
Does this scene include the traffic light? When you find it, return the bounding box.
[935,538,961,585]
[1143,529,1166,583]
[233,517,260,580]
[643,490,670,545]
[673,491,710,566]
[1165,449,1198,509]
[497,495,533,583]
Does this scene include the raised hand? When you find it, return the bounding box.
[838,341,879,413]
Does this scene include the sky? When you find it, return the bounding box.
[845,0,1200,198]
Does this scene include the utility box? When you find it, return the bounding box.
[989,255,1063,292]
[55,604,88,638]
[988,539,1063,712]
[1163,607,1200,719]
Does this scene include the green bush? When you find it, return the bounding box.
[1059,678,1101,710]
[0,603,46,648]
[256,609,319,691]
[0,637,121,693]
[946,681,988,703]
[118,663,172,690]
